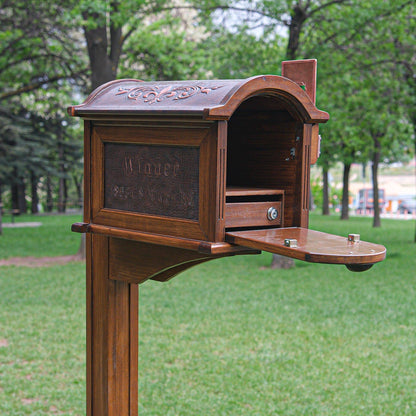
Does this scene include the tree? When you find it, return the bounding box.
[306,0,415,226]
[73,1,211,90]
[369,1,416,235]
[0,105,59,213]
[353,77,413,227]
[0,0,87,215]
[1,0,210,218]
[0,0,87,100]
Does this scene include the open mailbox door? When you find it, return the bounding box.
[226,228,386,271]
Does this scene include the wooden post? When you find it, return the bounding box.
[87,234,138,416]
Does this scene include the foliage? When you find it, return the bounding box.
[311,1,415,224]
[0,106,54,185]
[315,0,414,161]
[201,28,285,78]
[0,0,87,100]
[120,14,209,81]
[0,107,31,184]
[311,179,342,211]
[0,102,83,212]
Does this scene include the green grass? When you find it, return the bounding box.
[0,214,81,258]
[1,213,415,415]
[0,263,86,416]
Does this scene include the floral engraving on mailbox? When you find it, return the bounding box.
[115,84,223,104]
[104,143,200,220]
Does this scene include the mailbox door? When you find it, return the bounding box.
[87,121,221,242]
[225,227,386,266]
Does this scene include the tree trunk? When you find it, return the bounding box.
[372,136,381,228]
[73,173,83,209]
[31,172,39,214]
[83,25,114,90]
[57,126,67,213]
[322,166,330,215]
[46,175,54,212]
[58,177,68,213]
[58,179,65,213]
[341,162,351,220]
[12,179,26,214]
[64,177,68,211]
[11,183,18,211]
[0,182,2,235]
[413,123,416,242]
[18,182,27,214]
[83,11,122,91]
[286,4,307,59]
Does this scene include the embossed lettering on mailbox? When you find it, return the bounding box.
[104,143,200,220]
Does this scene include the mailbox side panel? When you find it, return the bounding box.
[84,120,93,224]
[88,120,219,242]
[297,123,313,228]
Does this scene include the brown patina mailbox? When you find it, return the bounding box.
[69,60,385,415]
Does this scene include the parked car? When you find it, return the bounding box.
[398,199,416,214]
[356,188,385,213]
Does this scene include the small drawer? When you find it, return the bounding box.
[225,201,282,228]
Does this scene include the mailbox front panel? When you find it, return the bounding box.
[88,122,220,241]
[104,142,200,220]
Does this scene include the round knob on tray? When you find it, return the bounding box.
[267,207,278,221]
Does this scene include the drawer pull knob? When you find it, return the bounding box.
[267,207,278,221]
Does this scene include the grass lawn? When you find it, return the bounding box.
[0,213,82,258]
[0,213,415,415]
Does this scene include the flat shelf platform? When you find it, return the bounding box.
[226,227,386,267]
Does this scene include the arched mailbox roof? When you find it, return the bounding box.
[68,75,329,123]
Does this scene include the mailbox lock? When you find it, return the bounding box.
[267,207,279,221]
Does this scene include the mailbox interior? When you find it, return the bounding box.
[225,95,308,230]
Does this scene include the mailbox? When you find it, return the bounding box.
[69,60,385,416]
